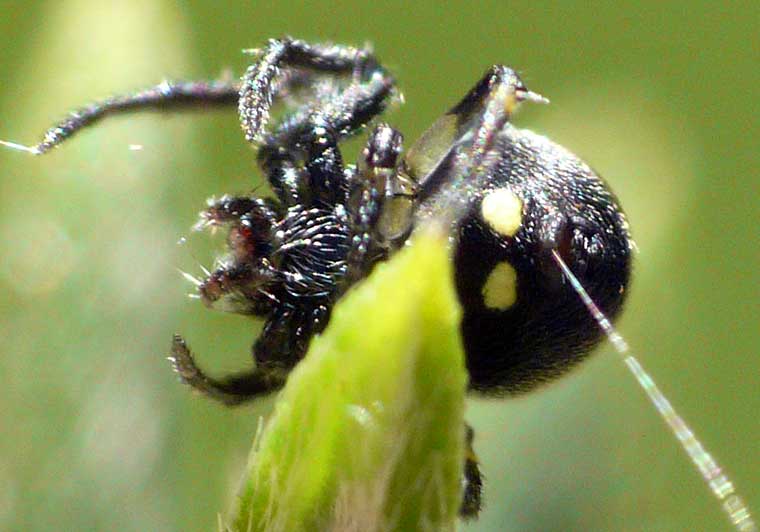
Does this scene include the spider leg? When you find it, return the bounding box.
[414,65,547,221]
[460,422,484,519]
[344,123,412,282]
[256,109,356,209]
[257,75,396,209]
[257,147,310,208]
[301,115,347,206]
[246,38,395,208]
[6,80,240,155]
[253,304,330,370]
[169,335,286,405]
[266,66,396,145]
[257,110,350,209]
[239,36,395,145]
[170,303,327,405]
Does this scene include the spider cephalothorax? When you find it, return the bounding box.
[168,40,418,403]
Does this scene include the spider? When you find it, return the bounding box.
[2,37,632,519]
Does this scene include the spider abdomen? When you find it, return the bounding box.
[451,126,632,394]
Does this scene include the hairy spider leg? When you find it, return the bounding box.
[344,123,407,283]
[411,65,547,223]
[263,113,349,208]
[238,36,393,145]
[255,62,396,208]
[0,53,331,156]
[251,303,330,371]
[1,80,240,155]
[460,423,484,519]
[169,334,287,406]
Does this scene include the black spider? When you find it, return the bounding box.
[5,37,632,519]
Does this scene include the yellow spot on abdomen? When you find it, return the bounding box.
[480,188,523,237]
[482,261,518,311]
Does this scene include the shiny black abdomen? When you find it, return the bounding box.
[453,126,632,395]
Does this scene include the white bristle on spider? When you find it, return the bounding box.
[177,268,203,287]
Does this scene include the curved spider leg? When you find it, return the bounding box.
[173,303,325,406]
[302,116,347,206]
[170,335,286,405]
[245,38,396,209]
[252,303,329,371]
[1,80,240,155]
[267,61,396,146]
[239,36,394,145]
[256,67,397,211]
[256,146,311,208]
[256,112,350,210]
[459,423,484,519]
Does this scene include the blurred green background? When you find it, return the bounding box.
[0,1,757,530]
